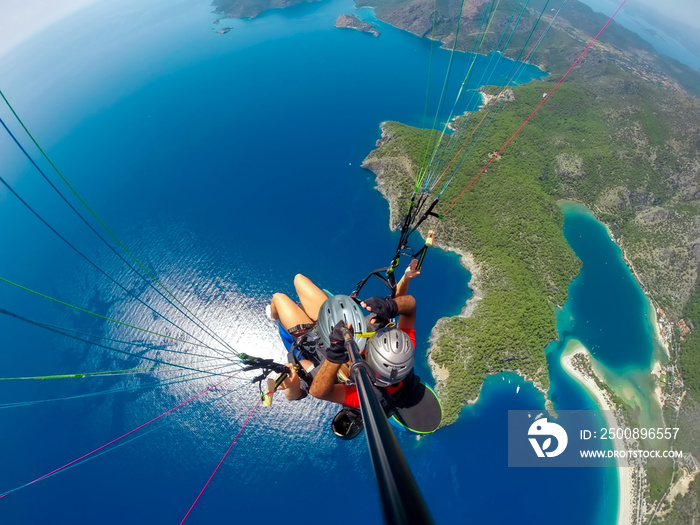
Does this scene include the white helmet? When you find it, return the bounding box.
[317,295,368,351]
[365,327,414,385]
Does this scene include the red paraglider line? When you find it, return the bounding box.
[446,0,627,212]
[429,0,564,195]
[180,398,261,524]
[0,374,238,499]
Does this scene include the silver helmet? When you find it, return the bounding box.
[365,327,415,385]
[317,294,368,351]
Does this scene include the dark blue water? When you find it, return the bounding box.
[0,1,621,523]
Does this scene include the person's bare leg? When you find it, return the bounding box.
[270,293,313,330]
[293,274,328,321]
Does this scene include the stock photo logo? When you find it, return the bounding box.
[527,418,568,458]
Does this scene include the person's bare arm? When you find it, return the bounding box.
[395,259,420,298]
[308,360,347,403]
[309,321,350,404]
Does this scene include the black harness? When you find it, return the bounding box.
[372,370,420,416]
[350,196,440,303]
[285,326,326,399]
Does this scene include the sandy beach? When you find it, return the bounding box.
[651,360,664,408]
[645,300,669,409]
[561,341,639,525]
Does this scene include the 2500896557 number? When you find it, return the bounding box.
[600,428,680,440]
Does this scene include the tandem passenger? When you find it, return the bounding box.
[266,260,442,437]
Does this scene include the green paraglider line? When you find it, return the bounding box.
[4,385,247,490]
[0,306,245,377]
[421,0,505,185]
[426,0,537,184]
[445,0,628,213]
[0,363,240,410]
[0,373,241,499]
[0,365,168,381]
[7,318,228,361]
[409,0,502,240]
[0,89,239,356]
[0,120,233,358]
[432,0,556,195]
[419,0,440,137]
[416,0,472,191]
[0,277,225,353]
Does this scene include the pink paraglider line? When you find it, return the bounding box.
[180,398,261,524]
[0,373,238,499]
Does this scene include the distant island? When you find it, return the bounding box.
[212,0,380,38]
[212,0,320,19]
[335,14,380,37]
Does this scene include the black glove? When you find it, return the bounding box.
[326,321,350,364]
[362,296,399,323]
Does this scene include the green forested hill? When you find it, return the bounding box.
[355,0,700,96]
[366,62,700,418]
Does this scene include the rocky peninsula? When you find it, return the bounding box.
[335,14,380,37]
[363,121,576,424]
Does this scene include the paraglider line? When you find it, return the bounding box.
[0,374,238,499]
[446,0,627,212]
[0,90,240,357]
[180,398,261,524]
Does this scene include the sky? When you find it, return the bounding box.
[579,0,700,31]
[0,0,98,58]
[577,0,700,68]
[634,0,700,29]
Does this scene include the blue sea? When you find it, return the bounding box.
[0,0,656,523]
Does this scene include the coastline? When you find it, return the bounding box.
[478,90,497,109]
[560,342,640,525]
[559,199,669,407]
[559,199,669,362]
[361,122,413,229]
[426,243,551,409]
[426,244,484,400]
[350,5,698,519]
